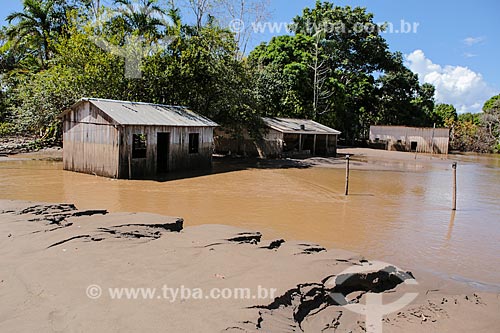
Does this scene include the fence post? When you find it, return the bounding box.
[452,162,457,211]
[345,155,350,196]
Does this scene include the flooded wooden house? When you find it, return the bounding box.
[369,125,450,154]
[215,117,341,158]
[60,98,218,179]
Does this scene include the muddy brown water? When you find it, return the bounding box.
[1,152,499,288]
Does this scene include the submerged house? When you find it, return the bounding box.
[369,125,450,154]
[215,117,341,158]
[60,98,218,179]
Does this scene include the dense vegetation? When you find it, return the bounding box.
[0,0,498,152]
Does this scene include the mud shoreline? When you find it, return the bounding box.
[1,199,499,332]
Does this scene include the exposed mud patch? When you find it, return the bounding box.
[294,244,327,255]
[47,219,184,248]
[97,221,184,240]
[228,232,262,244]
[0,203,183,248]
[301,247,326,255]
[262,239,285,250]
[228,264,415,332]
[108,221,184,233]
[6,204,108,229]
[18,204,77,215]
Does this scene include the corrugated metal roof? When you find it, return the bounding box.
[75,98,218,127]
[263,117,341,135]
[370,125,450,130]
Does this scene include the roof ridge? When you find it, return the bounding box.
[65,98,218,127]
[267,117,326,125]
[82,97,187,109]
[262,117,341,134]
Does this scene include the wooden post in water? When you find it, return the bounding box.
[431,123,436,155]
[452,162,457,211]
[345,155,350,196]
[128,154,132,180]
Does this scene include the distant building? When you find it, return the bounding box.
[215,117,341,158]
[369,125,450,154]
[60,98,218,179]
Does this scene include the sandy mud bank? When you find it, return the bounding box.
[0,200,498,332]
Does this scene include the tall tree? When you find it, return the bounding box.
[291,1,392,77]
[185,0,212,30]
[310,30,334,118]
[481,94,500,148]
[6,0,69,69]
[112,0,168,39]
[218,0,270,56]
[249,34,314,119]
[79,0,103,19]
[482,94,500,114]
[250,1,424,140]
[433,103,457,127]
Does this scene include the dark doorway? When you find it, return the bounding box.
[302,135,315,153]
[157,133,170,174]
[315,135,327,155]
[410,141,418,152]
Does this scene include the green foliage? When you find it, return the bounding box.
[10,68,76,135]
[374,59,434,127]
[5,0,74,69]
[0,0,496,153]
[249,34,314,119]
[449,109,498,153]
[291,1,392,74]
[0,122,15,136]
[450,116,495,153]
[114,0,166,36]
[433,103,457,127]
[483,94,500,113]
[8,14,127,137]
[458,112,480,124]
[249,2,435,141]
[480,94,500,150]
[0,88,9,122]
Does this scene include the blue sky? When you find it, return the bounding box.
[1,0,499,113]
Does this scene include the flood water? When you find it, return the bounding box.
[1,151,499,288]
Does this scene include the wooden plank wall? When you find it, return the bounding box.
[63,102,120,178]
[370,126,450,154]
[119,125,215,179]
[214,128,283,158]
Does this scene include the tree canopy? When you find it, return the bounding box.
[433,103,457,127]
[0,0,497,152]
[249,2,435,141]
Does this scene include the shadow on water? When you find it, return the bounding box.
[154,156,312,182]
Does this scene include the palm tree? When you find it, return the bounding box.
[6,0,65,68]
[113,0,167,39]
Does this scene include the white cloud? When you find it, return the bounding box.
[405,50,497,114]
[463,52,477,58]
[463,36,485,46]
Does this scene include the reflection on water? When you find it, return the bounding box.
[445,210,456,242]
[1,154,499,287]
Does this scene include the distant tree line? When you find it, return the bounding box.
[0,0,498,152]
[425,98,499,153]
